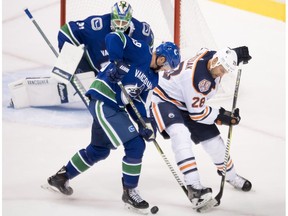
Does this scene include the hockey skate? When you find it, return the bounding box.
[187,185,213,209]
[122,181,149,214]
[217,170,252,191]
[227,174,252,191]
[45,166,73,195]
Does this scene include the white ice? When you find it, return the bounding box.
[2,0,286,216]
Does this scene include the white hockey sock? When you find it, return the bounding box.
[165,123,201,186]
[201,135,237,181]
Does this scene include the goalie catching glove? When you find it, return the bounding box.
[137,118,157,142]
[107,60,130,83]
[215,107,241,126]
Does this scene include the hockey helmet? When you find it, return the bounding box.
[156,42,181,69]
[212,47,238,73]
[111,1,133,32]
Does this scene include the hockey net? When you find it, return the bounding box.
[60,0,236,100]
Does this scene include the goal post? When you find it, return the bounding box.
[174,0,181,47]
[60,0,66,27]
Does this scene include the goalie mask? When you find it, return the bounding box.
[211,47,238,73]
[111,1,133,32]
[156,42,181,70]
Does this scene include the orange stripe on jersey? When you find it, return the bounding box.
[179,162,196,171]
[190,106,209,121]
[154,87,184,107]
[151,102,165,132]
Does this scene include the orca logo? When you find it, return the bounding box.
[57,83,68,103]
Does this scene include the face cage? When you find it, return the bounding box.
[111,19,130,32]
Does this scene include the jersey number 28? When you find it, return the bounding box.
[192,97,205,108]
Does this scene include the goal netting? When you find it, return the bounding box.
[61,0,236,100]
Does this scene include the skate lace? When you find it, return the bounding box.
[129,189,144,203]
[228,175,245,188]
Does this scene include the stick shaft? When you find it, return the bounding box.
[24,8,89,108]
[117,81,188,196]
[215,66,242,204]
[24,8,59,57]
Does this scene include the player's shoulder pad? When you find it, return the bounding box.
[110,31,127,47]
[83,14,110,30]
[132,18,152,36]
[192,50,216,95]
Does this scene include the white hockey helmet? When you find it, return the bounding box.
[212,47,238,73]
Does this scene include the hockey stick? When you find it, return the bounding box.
[117,81,189,197]
[197,65,243,212]
[24,8,90,108]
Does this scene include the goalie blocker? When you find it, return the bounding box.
[8,43,95,109]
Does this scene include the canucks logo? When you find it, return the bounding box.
[121,84,145,105]
[126,84,145,98]
[128,125,136,132]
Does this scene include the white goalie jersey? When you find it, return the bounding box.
[151,48,221,125]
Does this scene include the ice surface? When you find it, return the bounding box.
[2,0,286,215]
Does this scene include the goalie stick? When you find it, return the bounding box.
[197,65,243,213]
[117,81,189,198]
[24,8,90,108]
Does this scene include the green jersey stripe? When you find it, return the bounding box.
[90,79,117,103]
[122,161,142,175]
[95,101,122,147]
[70,152,90,173]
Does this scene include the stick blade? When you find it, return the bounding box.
[196,198,218,213]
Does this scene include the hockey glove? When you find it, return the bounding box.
[215,107,241,126]
[232,46,252,65]
[137,118,157,142]
[107,61,130,83]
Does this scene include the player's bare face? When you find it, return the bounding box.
[151,55,166,72]
[210,65,228,79]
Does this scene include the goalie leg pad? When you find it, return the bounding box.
[8,77,63,108]
[8,71,95,109]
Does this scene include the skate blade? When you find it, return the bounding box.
[192,193,213,210]
[41,183,62,194]
[196,198,218,213]
[124,203,149,215]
